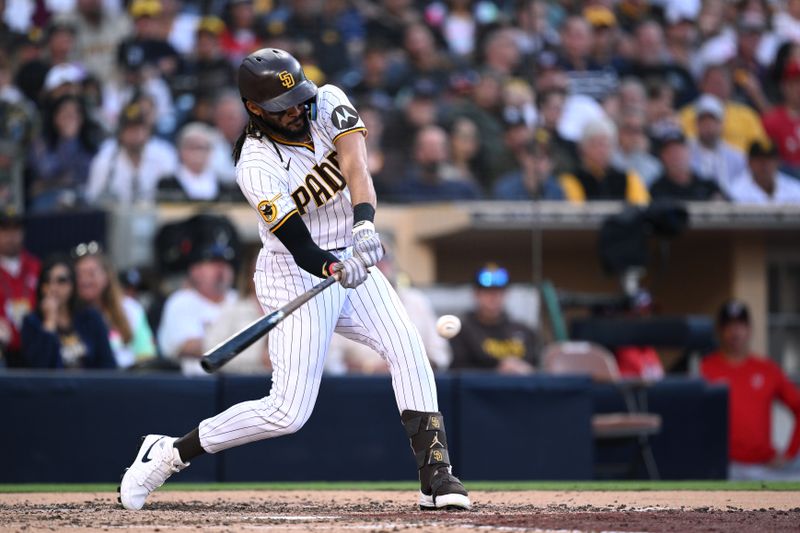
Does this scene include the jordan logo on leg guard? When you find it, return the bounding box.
[429,432,443,449]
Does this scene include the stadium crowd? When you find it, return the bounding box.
[2,0,800,209]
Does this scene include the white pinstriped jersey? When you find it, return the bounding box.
[197,83,438,457]
[236,84,366,255]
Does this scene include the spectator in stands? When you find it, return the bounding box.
[157,122,238,202]
[219,0,261,66]
[701,300,800,480]
[102,44,175,135]
[347,42,402,108]
[557,15,618,102]
[450,263,538,374]
[729,11,773,114]
[688,94,747,195]
[650,127,726,202]
[398,22,453,95]
[158,242,237,375]
[62,0,132,81]
[389,125,481,202]
[424,0,493,62]
[584,5,624,71]
[27,94,103,212]
[623,19,696,107]
[645,82,680,134]
[162,0,200,57]
[534,87,577,175]
[363,0,420,49]
[0,206,40,368]
[482,28,522,77]
[207,91,246,185]
[14,20,77,106]
[117,0,181,81]
[86,102,178,206]
[270,0,354,80]
[447,117,481,188]
[512,0,559,59]
[617,77,648,115]
[21,255,116,369]
[611,107,662,187]
[559,116,650,203]
[173,17,235,105]
[679,64,768,153]
[381,79,441,187]
[493,138,564,200]
[74,243,156,369]
[728,140,800,204]
[447,70,512,186]
[202,246,269,375]
[762,60,800,179]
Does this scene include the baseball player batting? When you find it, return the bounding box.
[118,48,470,511]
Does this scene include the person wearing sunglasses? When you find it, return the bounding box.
[449,263,539,375]
[20,256,116,369]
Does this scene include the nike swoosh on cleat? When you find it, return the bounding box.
[141,438,164,463]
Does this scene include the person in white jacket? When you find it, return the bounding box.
[728,140,800,204]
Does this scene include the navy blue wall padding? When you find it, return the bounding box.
[591,378,728,479]
[0,373,729,482]
[217,375,455,481]
[456,374,594,480]
[0,372,218,482]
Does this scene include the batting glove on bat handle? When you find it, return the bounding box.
[353,221,384,268]
[331,257,369,289]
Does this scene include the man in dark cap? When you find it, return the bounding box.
[701,300,800,480]
[649,126,726,201]
[728,140,800,204]
[156,235,237,376]
[449,263,539,373]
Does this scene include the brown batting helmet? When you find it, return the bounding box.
[238,48,318,112]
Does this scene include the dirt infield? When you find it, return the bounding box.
[2,490,799,532]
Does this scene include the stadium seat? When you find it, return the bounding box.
[541,341,662,480]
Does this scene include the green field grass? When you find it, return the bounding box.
[1,481,799,493]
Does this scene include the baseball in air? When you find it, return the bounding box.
[436,315,462,339]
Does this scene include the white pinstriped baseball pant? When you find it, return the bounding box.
[198,248,438,453]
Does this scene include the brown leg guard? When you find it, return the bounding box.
[401,410,470,509]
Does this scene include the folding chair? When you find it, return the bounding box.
[542,341,661,479]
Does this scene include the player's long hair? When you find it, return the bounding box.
[232,117,264,165]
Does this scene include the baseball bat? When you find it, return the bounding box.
[201,275,337,373]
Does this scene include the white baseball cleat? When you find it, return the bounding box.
[118,435,189,510]
[418,469,471,510]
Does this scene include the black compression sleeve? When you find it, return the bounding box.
[271,212,339,278]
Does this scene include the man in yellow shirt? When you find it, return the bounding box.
[679,64,768,153]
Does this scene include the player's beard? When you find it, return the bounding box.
[255,112,310,142]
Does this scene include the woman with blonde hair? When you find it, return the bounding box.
[74,243,156,368]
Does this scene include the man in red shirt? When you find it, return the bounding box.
[701,300,800,480]
[0,206,40,367]
[761,60,800,178]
